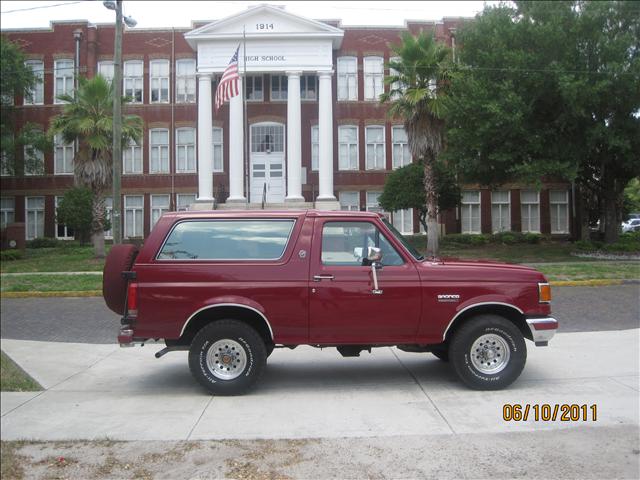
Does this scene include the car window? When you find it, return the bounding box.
[321,221,404,266]
[157,219,295,260]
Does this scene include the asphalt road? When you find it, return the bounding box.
[1,285,638,343]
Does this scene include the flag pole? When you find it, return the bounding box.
[242,25,249,204]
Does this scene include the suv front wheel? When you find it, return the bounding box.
[450,314,526,390]
[189,319,267,395]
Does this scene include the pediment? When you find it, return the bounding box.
[185,4,343,48]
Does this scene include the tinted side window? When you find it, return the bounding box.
[321,221,404,266]
[157,219,295,260]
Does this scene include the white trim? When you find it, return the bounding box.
[441,302,524,341]
[179,303,274,339]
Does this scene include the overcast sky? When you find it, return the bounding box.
[0,1,499,30]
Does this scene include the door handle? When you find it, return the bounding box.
[313,274,334,282]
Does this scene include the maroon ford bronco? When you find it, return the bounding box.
[103,209,558,395]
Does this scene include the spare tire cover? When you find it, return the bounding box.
[103,244,139,315]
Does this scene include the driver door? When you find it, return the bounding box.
[308,219,421,343]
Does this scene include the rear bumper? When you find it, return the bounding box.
[526,317,558,346]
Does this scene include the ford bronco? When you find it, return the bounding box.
[103,209,558,395]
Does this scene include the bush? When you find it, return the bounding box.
[573,234,639,253]
[523,233,542,244]
[27,237,59,248]
[442,233,490,246]
[0,249,23,261]
[56,187,94,244]
[492,232,518,245]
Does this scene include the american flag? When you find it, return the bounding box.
[214,45,240,111]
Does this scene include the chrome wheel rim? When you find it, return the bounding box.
[470,334,510,374]
[206,339,247,380]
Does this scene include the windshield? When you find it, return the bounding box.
[382,218,425,261]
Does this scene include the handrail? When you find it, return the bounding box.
[261,182,267,209]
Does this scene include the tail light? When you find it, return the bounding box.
[538,282,551,303]
[127,282,138,316]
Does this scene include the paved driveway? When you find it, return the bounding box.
[1,285,639,344]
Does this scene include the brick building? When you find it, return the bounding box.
[1,4,572,240]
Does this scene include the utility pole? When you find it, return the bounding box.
[111,0,123,244]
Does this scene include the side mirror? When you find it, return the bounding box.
[367,246,383,263]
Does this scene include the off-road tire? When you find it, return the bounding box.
[450,314,526,390]
[103,244,138,315]
[189,319,267,395]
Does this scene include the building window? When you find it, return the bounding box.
[251,124,284,153]
[24,143,45,176]
[124,60,143,103]
[26,196,44,240]
[365,125,385,170]
[389,56,404,100]
[104,197,113,239]
[392,126,411,168]
[521,190,540,233]
[338,125,358,171]
[550,190,569,234]
[461,191,481,233]
[176,59,196,103]
[54,133,74,175]
[124,195,143,238]
[150,129,169,173]
[271,75,287,101]
[366,191,384,215]
[0,152,10,176]
[151,194,170,227]
[337,57,357,101]
[54,59,74,103]
[1,197,15,229]
[98,61,114,83]
[311,125,319,171]
[150,59,170,103]
[24,60,44,104]
[123,137,142,174]
[393,208,414,235]
[491,190,511,233]
[246,75,264,101]
[176,127,196,173]
[177,193,196,211]
[55,196,75,240]
[212,127,223,172]
[364,56,384,101]
[300,75,317,100]
[339,191,359,211]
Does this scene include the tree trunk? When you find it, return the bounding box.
[423,160,439,256]
[92,190,107,258]
[576,186,590,241]
[603,185,620,244]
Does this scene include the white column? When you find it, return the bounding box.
[317,71,336,202]
[227,76,246,202]
[197,74,214,201]
[286,71,304,202]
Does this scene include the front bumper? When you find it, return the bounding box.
[526,317,558,346]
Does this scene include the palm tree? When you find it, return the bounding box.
[380,31,452,256]
[49,75,142,258]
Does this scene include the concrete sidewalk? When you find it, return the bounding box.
[1,329,638,441]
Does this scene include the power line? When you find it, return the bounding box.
[1,1,85,14]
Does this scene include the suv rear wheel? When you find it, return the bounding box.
[188,319,267,395]
[450,314,526,390]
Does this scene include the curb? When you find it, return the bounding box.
[550,279,639,287]
[1,290,101,299]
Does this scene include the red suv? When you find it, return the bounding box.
[103,210,557,395]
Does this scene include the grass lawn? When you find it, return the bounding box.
[1,244,107,274]
[0,274,102,293]
[535,262,640,282]
[0,351,42,392]
[437,242,593,263]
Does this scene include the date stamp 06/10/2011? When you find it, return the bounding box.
[503,404,598,422]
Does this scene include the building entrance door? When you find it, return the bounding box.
[250,123,285,203]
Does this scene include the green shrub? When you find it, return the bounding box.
[0,250,23,261]
[492,232,518,245]
[443,233,490,246]
[523,233,542,244]
[573,240,595,251]
[26,237,59,249]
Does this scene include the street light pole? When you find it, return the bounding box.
[111,0,123,244]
